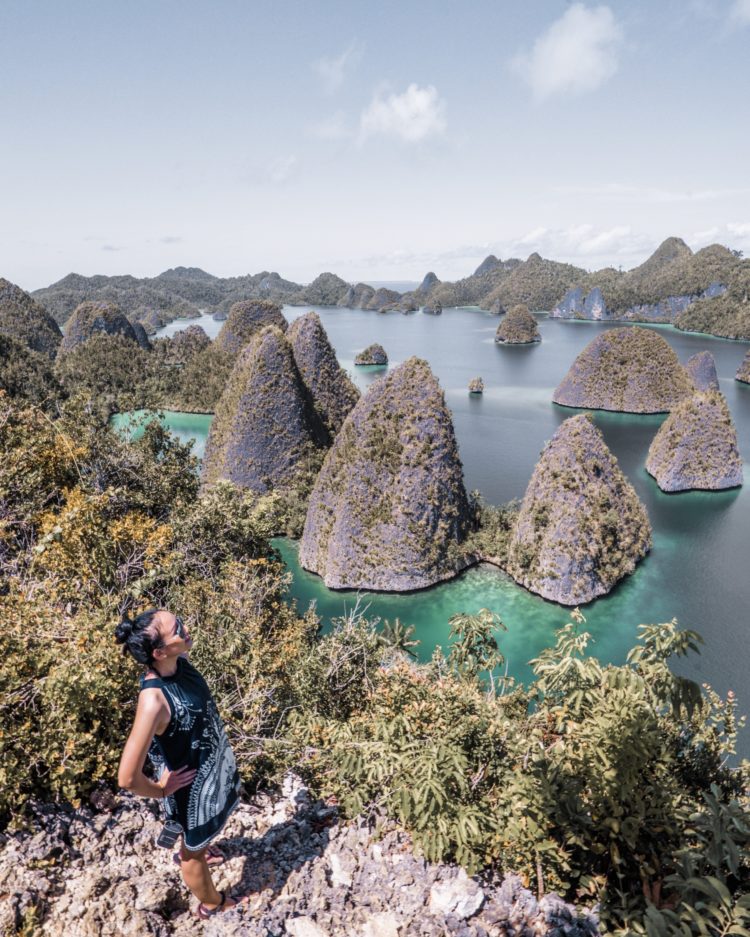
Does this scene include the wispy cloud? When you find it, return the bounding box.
[692,222,750,253]
[268,155,298,184]
[160,235,183,244]
[102,244,123,252]
[553,182,750,203]
[358,83,446,144]
[313,40,364,93]
[511,4,623,101]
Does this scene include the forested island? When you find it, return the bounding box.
[2,258,750,935]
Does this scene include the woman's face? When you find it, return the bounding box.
[151,610,193,660]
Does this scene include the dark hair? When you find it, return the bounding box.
[115,608,162,665]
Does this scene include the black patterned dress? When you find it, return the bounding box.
[140,657,241,851]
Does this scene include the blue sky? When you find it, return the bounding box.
[1,0,749,290]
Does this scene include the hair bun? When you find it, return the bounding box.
[115,618,134,644]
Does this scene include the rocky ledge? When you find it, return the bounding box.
[494,305,540,344]
[58,300,139,355]
[505,414,652,605]
[646,391,743,491]
[300,357,473,591]
[553,327,693,413]
[0,774,599,937]
[354,343,388,366]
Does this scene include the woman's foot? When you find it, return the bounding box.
[195,890,249,919]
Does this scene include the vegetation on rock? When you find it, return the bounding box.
[685,350,720,391]
[299,357,473,591]
[646,391,743,491]
[495,304,541,344]
[0,277,63,358]
[214,299,288,354]
[736,348,750,384]
[354,343,388,365]
[553,327,694,413]
[468,377,484,394]
[58,300,140,355]
[0,335,62,410]
[201,326,326,493]
[288,312,359,437]
[505,414,652,604]
[675,263,750,339]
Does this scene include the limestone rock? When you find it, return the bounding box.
[551,286,610,320]
[299,357,473,591]
[0,334,62,408]
[360,911,400,937]
[468,377,484,394]
[215,299,288,354]
[286,917,329,937]
[355,343,388,366]
[685,351,720,391]
[58,300,139,355]
[294,272,350,307]
[157,323,211,365]
[418,271,439,294]
[288,312,360,437]
[422,302,442,315]
[495,304,541,344]
[338,283,376,309]
[0,278,63,359]
[129,320,152,350]
[737,349,750,384]
[553,327,694,413]
[506,414,652,605]
[583,286,608,320]
[202,326,326,492]
[473,255,500,277]
[429,869,485,919]
[646,391,742,491]
[365,288,401,312]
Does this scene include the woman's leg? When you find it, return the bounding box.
[179,843,223,908]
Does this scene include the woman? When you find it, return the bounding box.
[116,607,247,919]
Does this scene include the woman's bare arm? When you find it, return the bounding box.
[117,689,196,798]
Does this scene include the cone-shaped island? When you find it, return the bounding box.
[355,343,388,365]
[58,301,138,355]
[553,327,693,413]
[202,326,326,491]
[505,414,652,605]
[287,312,359,437]
[495,304,541,344]
[0,278,62,359]
[299,357,473,591]
[646,391,743,491]
[215,299,288,354]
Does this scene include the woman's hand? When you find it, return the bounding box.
[159,765,197,797]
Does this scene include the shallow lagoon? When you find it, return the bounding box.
[143,307,750,713]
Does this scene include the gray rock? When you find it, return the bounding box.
[429,869,485,919]
[685,350,720,391]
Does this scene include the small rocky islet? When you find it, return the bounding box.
[646,391,743,492]
[505,414,652,605]
[299,357,473,592]
[553,327,694,413]
[354,342,388,366]
[494,303,541,344]
[685,350,720,391]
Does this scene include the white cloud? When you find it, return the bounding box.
[268,155,297,184]
[730,0,750,24]
[313,41,363,93]
[728,221,750,237]
[511,4,623,101]
[358,83,447,144]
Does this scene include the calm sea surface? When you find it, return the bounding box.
[124,308,750,727]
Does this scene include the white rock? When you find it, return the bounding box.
[360,910,401,937]
[429,869,485,919]
[286,916,330,937]
[329,851,354,888]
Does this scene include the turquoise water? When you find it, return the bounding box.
[140,308,750,711]
[110,409,213,460]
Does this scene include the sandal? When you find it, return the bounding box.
[195,890,246,919]
[174,844,225,867]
